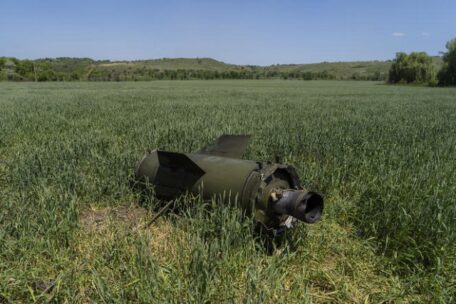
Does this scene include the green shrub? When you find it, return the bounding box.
[438,38,456,86]
[388,52,436,85]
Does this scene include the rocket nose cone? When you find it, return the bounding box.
[295,192,324,223]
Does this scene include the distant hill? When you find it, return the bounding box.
[0,56,443,81]
[87,58,393,81]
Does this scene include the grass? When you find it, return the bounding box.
[0,80,455,303]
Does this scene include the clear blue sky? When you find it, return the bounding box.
[1,0,455,65]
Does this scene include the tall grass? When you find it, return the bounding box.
[0,81,455,302]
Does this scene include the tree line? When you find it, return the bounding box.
[0,57,387,82]
[86,68,385,81]
[388,38,456,86]
[2,37,456,85]
[0,57,94,81]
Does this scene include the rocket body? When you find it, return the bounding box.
[135,149,323,230]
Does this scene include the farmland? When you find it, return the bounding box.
[0,80,455,303]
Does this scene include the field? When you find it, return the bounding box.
[1,80,455,303]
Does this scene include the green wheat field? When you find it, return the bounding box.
[1,80,455,303]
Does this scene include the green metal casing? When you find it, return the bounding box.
[187,153,259,206]
[135,150,302,228]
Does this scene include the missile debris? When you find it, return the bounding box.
[135,135,323,233]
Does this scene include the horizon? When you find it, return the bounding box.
[0,55,404,67]
[1,0,455,65]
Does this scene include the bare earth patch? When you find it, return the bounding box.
[80,204,148,230]
[78,204,187,265]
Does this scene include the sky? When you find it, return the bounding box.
[0,0,455,65]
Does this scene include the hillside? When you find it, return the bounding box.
[0,56,443,81]
[266,61,392,80]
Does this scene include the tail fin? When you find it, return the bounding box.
[154,150,205,197]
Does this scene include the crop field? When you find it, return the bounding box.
[0,80,455,303]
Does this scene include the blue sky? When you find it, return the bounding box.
[0,0,454,65]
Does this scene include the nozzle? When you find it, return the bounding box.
[270,190,323,223]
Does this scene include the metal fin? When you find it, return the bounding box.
[198,134,251,159]
[155,150,205,197]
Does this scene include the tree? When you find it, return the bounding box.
[16,60,35,80]
[438,38,456,86]
[388,52,436,85]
